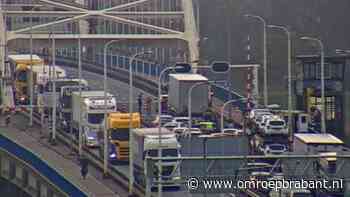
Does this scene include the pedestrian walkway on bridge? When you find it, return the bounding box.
[0,114,120,197]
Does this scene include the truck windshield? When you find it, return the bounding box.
[110,128,129,141]
[60,96,71,108]
[88,113,104,124]
[17,71,27,82]
[148,149,178,157]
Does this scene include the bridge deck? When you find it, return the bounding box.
[0,114,118,197]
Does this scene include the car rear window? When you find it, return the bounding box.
[270,145,285,150]
[269,121,285,126]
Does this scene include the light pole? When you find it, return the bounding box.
[244,14,268,106]
[268,25,292,141]
[51,29,57,145]
[129,50,153,197]
[103,39,121,177]
[156,64,185,197]
[300,36,326,133]
[221,98,247,132]
[188,81,211,135]
[77,20,83,156]
[29,6,35,127]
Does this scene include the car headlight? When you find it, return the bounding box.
[110,153,116,158]
[20,97,26,101]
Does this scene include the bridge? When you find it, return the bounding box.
[0,0,203,196]
[2,1,347,197]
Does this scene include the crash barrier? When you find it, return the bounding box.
[0,133,87,197]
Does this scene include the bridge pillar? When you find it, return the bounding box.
[0,151,66,197]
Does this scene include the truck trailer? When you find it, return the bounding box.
[168,74,209,115]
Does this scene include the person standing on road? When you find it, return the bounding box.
[80,155,89,179]
[5,113,11,127]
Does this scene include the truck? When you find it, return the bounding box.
[293,133,346,154]
[71,91,117,139]
[132,128,181,190]
[168,73,209,115]
[43,78,84,112]
[58,83,89,132]
[105,112,141,161]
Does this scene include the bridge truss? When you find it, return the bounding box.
[0,0,199,73]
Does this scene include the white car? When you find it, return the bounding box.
[254,112,273,128]
[172,117,190,124]
[152,114,173,126]
[162,122,183,131]
[173,127,201,136]
[249,108,271,120]
[259,143,287,155]
[263,116,288,135]
[259,114,273,130]
[222,128,243,135]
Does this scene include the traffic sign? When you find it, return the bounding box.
[174,63,192,73]
[211,61,230,73]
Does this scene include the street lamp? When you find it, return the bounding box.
[77,20,83,156]
[300,36,326,133]
[50,30,57,145]
[268,24,293,141]
[221,98,247,132]
[129,50,153,197]
[29,5,42,127]
[157,64,186,197]
[244,14,268,107]
[187,81,211,136]
[103,39,121,177]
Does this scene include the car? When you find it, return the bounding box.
[162,122,183,131]
[259,143,287,155]
[260,114,273,128]
[249,108,271,120]
[83,128,100,147]
[263,116,288,135]
[173,127,201,137]
[222,128,243,135]
[172,117,190,124]
[152,114,173,126]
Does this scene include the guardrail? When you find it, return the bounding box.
[16,49,246,107]
[0,133,87,197]
[26,110,146,197]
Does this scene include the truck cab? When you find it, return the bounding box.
[107,112,140,161]
[72,91,116,139]
[133,128,181,190]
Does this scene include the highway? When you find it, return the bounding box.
[63,68,189,196]
[63,66,155,110]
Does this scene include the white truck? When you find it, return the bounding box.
[168,73,209,115]
[132,128,181,190]
[71,91,116,139]
[43,78,82,110]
